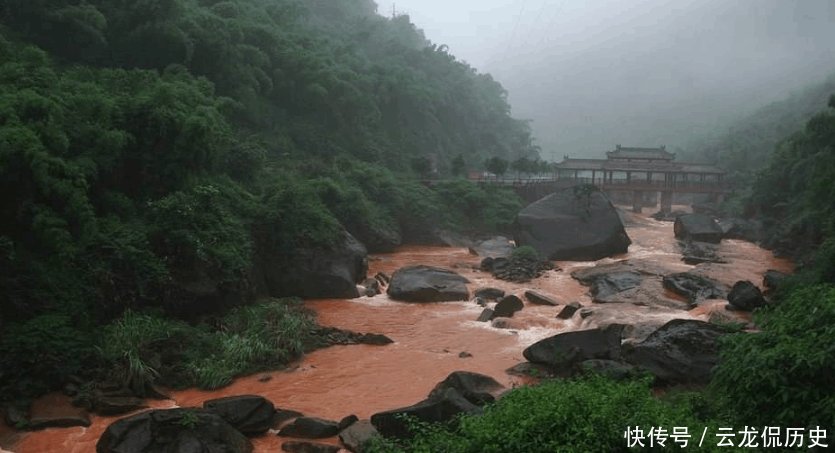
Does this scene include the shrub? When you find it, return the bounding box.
[712,284,835,429]
[369,376,724,453]
[510,245,539,262]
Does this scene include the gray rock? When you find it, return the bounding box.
[278,417,339,439]
[203,395,275,435]
[387,265,470,302]
[427,371,505,406]
[258,229,367,299]
[623,319,730,384]
[492,295,524,318]
[674,214,723,244]
[93,396,147,416]
[338,414,359,431]
[662,272,726,304]
[522,324,624,370]
[476,308,494,322]
[557,302,582,319]
[474,287,505,300]
[370,388,480,438]
[339,420,379,453]
[514,187,631,260]
[469,236,515,259]
[727,280,766,311]
[524,290,560,306]
[96,408,251,453]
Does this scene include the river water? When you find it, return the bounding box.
[3,210,792,452]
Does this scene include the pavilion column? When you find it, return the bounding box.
[632,191,643,213]
[660,191,673,214]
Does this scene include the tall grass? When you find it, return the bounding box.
[99,299,316,391]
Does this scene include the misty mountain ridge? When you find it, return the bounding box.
[681,71,835,172]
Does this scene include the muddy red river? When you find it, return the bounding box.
[2,209,792,452]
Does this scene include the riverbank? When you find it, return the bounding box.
[4,208,791,452]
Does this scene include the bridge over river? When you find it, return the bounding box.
[469,146,730,212]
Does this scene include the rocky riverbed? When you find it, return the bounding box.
[2,208,792,453]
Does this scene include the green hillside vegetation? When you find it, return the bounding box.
[0,0,534,398]
[683,73,835,181]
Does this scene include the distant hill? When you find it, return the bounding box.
[683,73,835,174]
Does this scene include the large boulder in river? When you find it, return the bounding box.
[523,324,624,370]
[622,319,730,384]
[427,371,505,406]
[203,395,275,436]
[662,272,726,304]
[674,214,723,243]
[371,388,480,438]
[514,187,631,261]
[468,236,515,259]
[387,265,470,302]
[257,229,367,299]
[96,408,252,453]
[727,280,766,311]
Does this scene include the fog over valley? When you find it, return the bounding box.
[376,0,835,159]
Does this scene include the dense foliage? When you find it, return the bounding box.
[712,284,835,430]
[0,0,534,398]
[368,376,725,453]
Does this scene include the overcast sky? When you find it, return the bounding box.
[374,0,835,159]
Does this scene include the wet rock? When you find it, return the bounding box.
[489,256,554,283]
[468,236,515,259]
[557,302,582,319]
[589,272,643,302]
[524,290,560,306]
[358,333,394,345]
[474,287,505,300]
[339,420,379,453]
[680,240,725,265]
[374,272,391,286]
[273,409,304,428]
[476,308,494,322]
[491,317,513,329]
[514,187,631,260]
[258,229,367,299]
[622,319,730,384]
[370,388,480,438]
[579,308,594,319]
[708,309,749,329]
[651,210,688,222]
[97,408,251,453]
[338,414,359,431]
[428,371,505,406]
[578,359,638,380]
[479,257,495,272]
[522,324,624,370]
[458,351,473,358]
[27,398,91,430]
[492,295,524,318]
[662,272,726,304]
[258,375,272,383]
[717,217,761,241]
[281,441,340,453]
[278,417,340,439]
[674,214,723,244]
[727,280,766,311]
[387,265,470,302]
[474,297,487,307]
[203,395,275,436]
[93,396,147,416]
[763,270,789,293]
[505,362,556,379]
[361,278,380,297]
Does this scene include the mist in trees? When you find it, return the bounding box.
[381,0,835,159]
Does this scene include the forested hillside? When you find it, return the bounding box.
[683,73,835,178]
[0,0,535,396]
